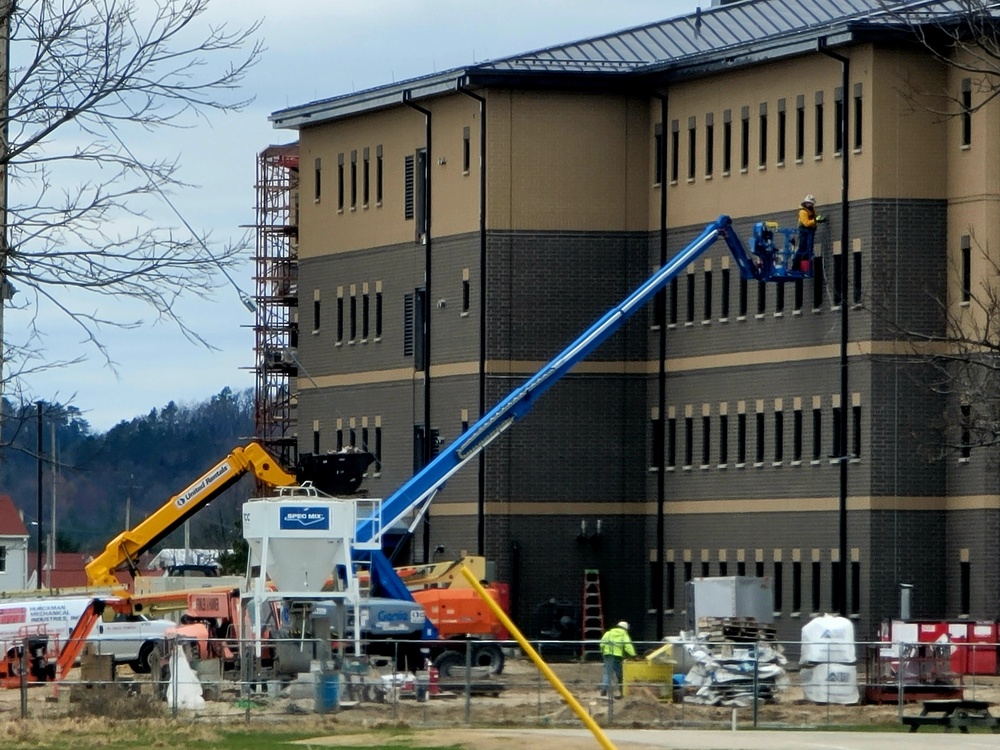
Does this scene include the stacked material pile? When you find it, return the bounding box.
[678,620,789,707]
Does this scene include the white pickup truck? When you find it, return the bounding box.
[0,597,173,673]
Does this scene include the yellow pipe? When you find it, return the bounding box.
[459,566,617,750]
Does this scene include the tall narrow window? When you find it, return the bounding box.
[669,278,678,325]
[774,410,784,462]
[654,123,664,184]
[961,235,972,303]
[834,87,845,153]
[737,561,746,576]
[833,405,843,459]
[314,158,322,201]
[403,154,415,220]
[462,277,471,313]
[362,427,369,454]
[312,426,320,454]
[792,562,802,612]
[349,427,356,448]
[723,110,732,174]
[740,106,750,170]
[463,126,471,173]
[705,114,714,177]
[960,559,971,615]
[336,428,344,451]
[667,417,677,468]
[775,282,785,314]
[961,403,972,460]
[670,120,679,183]
[313,291,321,332]
[719,413,728,464]
[686,273,695,324]
[851,561,860,614]
[962,78,972,147]
[853,251,862,305]
[350,292,357,340]
[350,150,357,209]
[756,561,765,578]
[739,277,748,317]
[376,145,384,204]
[812,407,822,461]
[651,416,663,470]
[833,252,844,307]
[758,103,767,166]
[813,256,825,310]
[795,95,805,161]
[336,294,343,342]
[853,84,863,150]
[852,404,862,458]
[374,426,382,471]
[702,561,710,578]
[774,562,783,611]
[702,415,711,466]
[812,561,822,612]
[415,148,428,237]
[777,99,786,163]
[684,416,694,467]
[719,561,728,577]
[362,290,370,339]
[666,561,675,610]
[362,147,370,206]
[794,278,803,312]
[683,561,692,584]
[721,267,730,319]
[815,92,824,157]
[337,153,345,211]
[737,412,747,464]
[687,116,697,180]
[703,269,712,321]
[375,289,383,338]
[832,561,842,613]
[756,281,766,315]
[755,411,765,464]
[793,408,803,462]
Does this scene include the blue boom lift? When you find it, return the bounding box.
[354,214,812,642]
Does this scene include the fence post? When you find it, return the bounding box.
[752,641,759,728]
[536,641,542,722]
[464,640,472,725]
[171,641,179,719]
[19,637,27,719]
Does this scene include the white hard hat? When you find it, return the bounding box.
[617,621,629,630]
[803,194,816,205]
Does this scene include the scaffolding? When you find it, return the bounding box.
[253,143,299,470]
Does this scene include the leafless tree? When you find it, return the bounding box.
[0,0,262,387]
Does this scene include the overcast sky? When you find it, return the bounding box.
[12,0,698,433]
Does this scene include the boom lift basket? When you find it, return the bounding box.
[748,221,814,282]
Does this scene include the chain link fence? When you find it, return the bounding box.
[1,635,998,731]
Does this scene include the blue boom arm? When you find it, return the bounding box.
[355,215,758,635]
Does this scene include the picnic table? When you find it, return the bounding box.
[901,699,1000,733]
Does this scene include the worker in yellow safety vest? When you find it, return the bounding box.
[599,620,636,698]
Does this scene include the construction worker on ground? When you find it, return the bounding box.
[599,620,636,698]
[797,194,826,264]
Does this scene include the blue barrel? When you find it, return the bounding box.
[314,671,340,713]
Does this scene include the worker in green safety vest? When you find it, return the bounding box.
[599,620,636,698]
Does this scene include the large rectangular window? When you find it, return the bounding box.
[723,110,732,173]
[740,106,750,170]
[962,78,972,146]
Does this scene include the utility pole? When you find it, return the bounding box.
[35,402,42,589]
[0,1,12,471]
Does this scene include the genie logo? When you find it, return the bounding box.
[378,611,409,623]
[279,506,330,530]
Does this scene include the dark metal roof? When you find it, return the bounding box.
[271,0,995,130]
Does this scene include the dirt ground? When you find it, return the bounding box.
[1,656,998,749]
